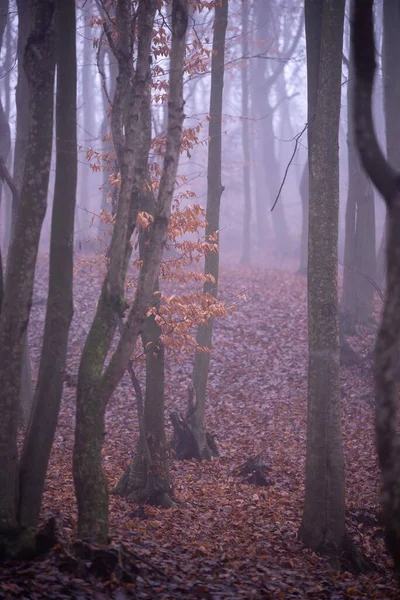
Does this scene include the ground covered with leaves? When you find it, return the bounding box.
[1,257,397,599]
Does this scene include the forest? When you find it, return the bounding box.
[1,0,400,598]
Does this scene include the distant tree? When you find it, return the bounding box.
[0,0,56,557]
[299,0,347,563]
[73,0,188,544]
[240,0,251,265]
[251,2,303,257]
[352,0,400,577]
[298,163,308,275]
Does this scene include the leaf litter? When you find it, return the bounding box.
[1,258,397,599]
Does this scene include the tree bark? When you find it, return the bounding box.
[299,0,346,563]
[190,0,228,460]
[0,0,55,544]
[13,0,34,427]
[73,0,187,544]
[352,0,400,577]
[240,0,251,265]
[18,0,77,530]
[113,71,172,507]
[341,44,376,334]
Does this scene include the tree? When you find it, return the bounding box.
[0,0,10,308]
[112,71,173,507]
[73,0,188,544]
[13,0,34,426]
[18,0,77,531]
[352,0,400,577]
[240,0,251,265]
[299,0,347,563]
[182,0,228,461]
[0,0,56,555]
[341,46,376,334]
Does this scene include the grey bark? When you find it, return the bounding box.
[240,0,251,265]
[190,0,228,460]
[352,0,400,577]
[299,0,346,561]
[73,0,187,544]
[341,43,376,334]
[0,0,55,542]
[18,0,77,530]
[13,0,34,427]
[113,69,172,507]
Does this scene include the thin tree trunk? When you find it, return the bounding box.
[113,71,172,507]
[13,0,34,426]
[341,48,376,334]
[0,0,55,544]
[73,0,187,544]
[190,0,228,460]
[240,0,251,265]
[18,0,77,530]
[299,0,346,563]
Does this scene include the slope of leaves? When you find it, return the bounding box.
[1,258,397,599]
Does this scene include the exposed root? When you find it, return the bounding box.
[230,452,274,487]
[170,383,218,461]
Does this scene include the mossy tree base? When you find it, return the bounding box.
[112,443,175,508]
[0,517,57,561]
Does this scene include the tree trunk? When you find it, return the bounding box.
[190,0,228,461]
[299,0,347,563]
[352,0,400,577]
[113,77,172,507]
[341,44,376,334]
[73,0,187,544]
[18,0,77,530]
[0,0,55,549]
[240,0,251,265]
[13,0,34,426]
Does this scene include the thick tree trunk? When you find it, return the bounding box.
[73,0,187,543]
[240,0,251,265]
[0,0,55,546]
[352,0,400,577]
[18,0,77,530]
[299,0,347,563]
[191,0,228,460]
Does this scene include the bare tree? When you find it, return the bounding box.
[179,0,228,461]
[352,0,400,577]
[240,0,251,265]
[0,0,56,555]
[18,0,77,531]
[73,0,188,544]
[299,0,346,563]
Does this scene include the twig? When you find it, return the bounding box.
[271,121,308,212]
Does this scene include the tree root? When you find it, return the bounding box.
[230,452,274,487]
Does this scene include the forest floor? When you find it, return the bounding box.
[1,254,398,599]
